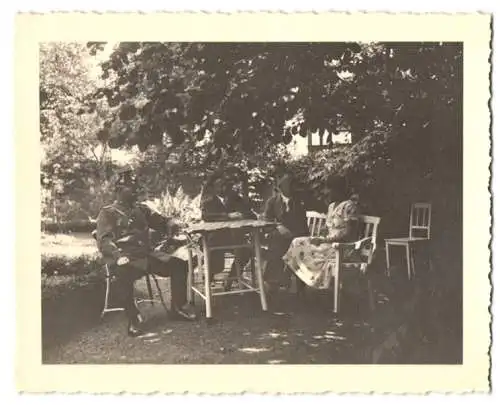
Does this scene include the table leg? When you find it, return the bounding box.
[202,235,213,318]
[410,245,417,279]
[187,246,194,304]
[234,253,244,292]
[252,229,268,312]
[250,257,256,287]
[385,242,391,277]
[146,274,155,307]
[428,243,433,274]
[333,250,340,314]
[405,243,412,280]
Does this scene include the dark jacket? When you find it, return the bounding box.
[96,201,177,265]
[263,192,309,237]
[200,190,256,248]
[201,190,256,222]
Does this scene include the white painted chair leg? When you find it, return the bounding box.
[405,244,412,280]
[202,235,212,319]
[332,252,341,314]
[187,247,194,304]
[385,242,391,277]
[101,275,111,318]
[253,229,268,312]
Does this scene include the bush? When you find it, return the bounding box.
[41,219,97,234]
[145,186,202,227]
[41,253,103,301]
[41,253,101,276]
[41,177,115,231]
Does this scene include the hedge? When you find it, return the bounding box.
[41,253,101,276]
[41,253,103,300]
[42,220,97,234]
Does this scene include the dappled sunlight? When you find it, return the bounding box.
[312,332,347,342]
[238,347,272,354]
[304,341,319,348]
[268,332,287,339]
[377,295,390,304]
[144,338,161,343]
[324,335,346,341]
[138,332,159,339]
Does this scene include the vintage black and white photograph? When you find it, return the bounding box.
[38,38,467,366]
[10,10,491,394]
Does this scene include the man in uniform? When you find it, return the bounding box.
[95,165,196,337]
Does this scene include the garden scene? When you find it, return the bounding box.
[41,41,462,364]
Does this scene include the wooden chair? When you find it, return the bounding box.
[306,211,328,236]
[384,203,432,280]
[285,211,328,292]
[91,230,169,318]
[329,215,381,314]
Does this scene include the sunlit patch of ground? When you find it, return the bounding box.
[42,232,98,257]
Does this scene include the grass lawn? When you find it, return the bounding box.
[42,232,98,258]
[41,232,101,300]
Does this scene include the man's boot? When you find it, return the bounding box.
[127,311,146,337]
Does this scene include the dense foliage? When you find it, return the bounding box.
[85,42,461,223]
[84,41,462,245]
[40,43,117,223]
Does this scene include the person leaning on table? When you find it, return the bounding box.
[95,165,197,337]
[200,171,257,290]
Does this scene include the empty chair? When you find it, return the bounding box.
[384,203,432,280]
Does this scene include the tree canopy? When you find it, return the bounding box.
[40,43,104,194]
[84,42,364,153]
[40,42,118,222]
[85,41,462,205]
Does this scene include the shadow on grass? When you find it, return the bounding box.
[42,280,106,356]
[42,264,462,365]
[42,280,379,364]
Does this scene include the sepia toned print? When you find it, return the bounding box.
[16,12,490,393]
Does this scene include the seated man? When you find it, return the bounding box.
[95,165,196,337]
[200,171,256,290]
[262,173,309,293]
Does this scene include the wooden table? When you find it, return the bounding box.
[184,219,276,318]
